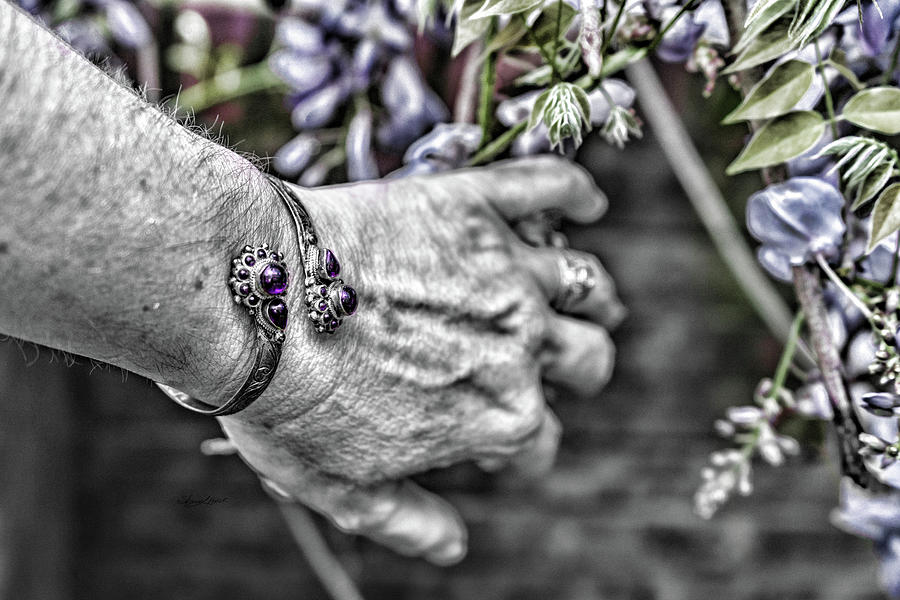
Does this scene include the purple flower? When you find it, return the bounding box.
[862,233,900,284]
[746,177,846,281]
[269,50,333,95]
[392,123,481,175]
[104,0,152,49]
[291,80,350,129]
[655,5,706,62]
[852,385,900,487]
[377,57,449,148]
[273,134,320,177]
[275,17,326,54]
[831,479,900,597]
[860,0,900,56]
[346,108,379,181]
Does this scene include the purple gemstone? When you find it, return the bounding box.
[319,286,328,296]
[247,295,259,306]
[330,319,338,328]
[238,283,250,295]
[339,285,358,315]
[318,300,328,311]
[257,249,267,258]
[237,269,249,280]
[265,298,288,330]
[323,249,340,278]
[245,256,256,267]
[259,264,288,295]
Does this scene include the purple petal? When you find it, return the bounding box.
[105,0,152,49]
[655,7,705,62]
[269,50,333,94]
[291,81,349,129]
[275,17,325,54]
[403,123,481,166]
[746,177,846,265]
[496,90,544,127]
[588,79,636,126]
[273,134,319,177]
[346,108,379,181]
[756,245,795,281]
[512,124,552,157]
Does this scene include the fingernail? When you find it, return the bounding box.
[429,537,466,566]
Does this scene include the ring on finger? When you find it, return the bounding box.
[552,250,597,313]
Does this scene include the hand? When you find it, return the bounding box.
[216,156,623,564]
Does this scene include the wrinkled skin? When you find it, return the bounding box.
[214,157,623,564]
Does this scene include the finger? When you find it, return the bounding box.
[476,408,561,478]
[508,408,562,477]
[218,420,468,565]
[513,244,626,329]
[266,474,467,565]
[433,156,607,223]
[541,315,615,397]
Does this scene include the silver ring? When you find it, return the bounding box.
[552,250,597,313]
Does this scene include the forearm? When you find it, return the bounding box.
[0,2,292,399]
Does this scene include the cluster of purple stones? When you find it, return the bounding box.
[304,247,357,334]
[230,244,290,334]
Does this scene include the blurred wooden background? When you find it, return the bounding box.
[0,95,887,599]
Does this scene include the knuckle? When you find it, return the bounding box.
[330,494,399,534]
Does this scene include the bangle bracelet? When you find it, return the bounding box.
[159,242,290,416]
[266,176,358,334]
[158,176,357,416]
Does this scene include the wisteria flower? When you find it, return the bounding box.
[831,479,900,597]
[746,177,846,281]
[391,123,481,176]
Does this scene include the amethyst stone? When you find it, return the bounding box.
[319,286,328,296]
[339,285,358,315]
[322,249,340,279]
[259,264,288,296]
[318,300,328,311]
[265,298,288,330]
[245,255,256,267]
[238,283,250,296]
[247,295,259,306]
[237,268,250,280]
[257,249,267,258]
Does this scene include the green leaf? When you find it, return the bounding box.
[841,87,900,135]
[788,0,844,48]
[722,60,815,123]
[868,183,900,251]
[529,2,576,49]
[735,0,797,54]
[527,89,552,131]
[453,3,494,55]
[599,46,648,76]
[723,22,796,74]
[471,0,544,18]
[852,160,895,210]
[479,17,528,56]
[725,111,826,175]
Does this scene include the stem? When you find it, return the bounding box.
[815,41,839,139]
[467,120,528,166]
[882,33,900,85]
[454,43,482,124]
[478,20,499,146]
[891,234,900,288]
[793,265,871,486]
[625,60,816,369]
[772,311,805,394]
[600,0,628,56]
[815,253,874,319]
[552,0,564,84]
[520,14,561,81]
[174,62,285,114]
[277,503,367,600]
[648,0,701,53]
